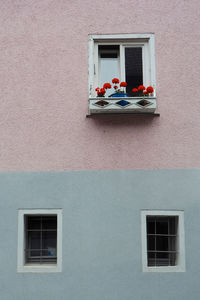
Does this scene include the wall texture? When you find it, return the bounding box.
[0,169,200,300]
[0,0,200,171]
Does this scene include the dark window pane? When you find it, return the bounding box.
[157,252,169,259]
[100,53,118,58]
[42,249,50,257]
[125,47,143,95]
[169,217,177,235]
[156,218,169,234]
[147,236,155,250]
[147,219,155,234]
[169,253,176,266]
[28,231,41,249]
[168,236,176,251]
[42,217,57,230]
[99,45,119,58]
[156,236,169,251]
[148,252,155,266]
[27,217,41,230]
[29,250,41,257]
[42,231,57,250]
[156,252,169,266]
[42,248,57,257]
[99,45,119,51]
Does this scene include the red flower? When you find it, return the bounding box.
[143,90,148,95]
[138,85,145,91]
[112,78,120,84]
[97,88,106,97]
[113,85,118,89]
[146,86,154,93]
[103,83,111,89]
[120,81,127,87]
[100,88,106,94]
[132,88,138,93]
[95,87,100,91]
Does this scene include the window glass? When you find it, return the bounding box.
[99,45,119,95]
[25,216,57,264]
[125,47,143,95]
[146,216,178,267]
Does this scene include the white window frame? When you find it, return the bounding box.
[88,33,156,98]
[141,210,185,272]
[17,209,62,273]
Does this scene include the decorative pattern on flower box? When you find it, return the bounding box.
[89,97,157,114]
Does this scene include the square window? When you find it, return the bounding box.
[88,34,156,98]
[141,211,185,272]
[17,209,62,273]
[88,34,157,114]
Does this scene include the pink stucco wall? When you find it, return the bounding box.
[0,0,199,171]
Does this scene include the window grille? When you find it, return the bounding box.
[25,215,57,264]
[147,216,178,267]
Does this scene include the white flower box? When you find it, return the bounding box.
[88,97,157,115]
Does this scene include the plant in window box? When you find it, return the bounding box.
[109,78,129,97]
[95,83,112,97]
[95,79,129,98]
[131,85,154,108]
[95,87,106,97]
[132,85,154,97]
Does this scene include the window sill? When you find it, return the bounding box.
[18,264,61,273]
[88,97,157,115]
[143,265,185,273]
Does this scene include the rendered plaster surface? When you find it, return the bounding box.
[0,169,200,300]
[0,0,200,171]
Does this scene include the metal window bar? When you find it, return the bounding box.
[168,217,170,266]
[25,216,57,264]
[155,217,156,266]
[40,216,42,264]
[147,216,178,267]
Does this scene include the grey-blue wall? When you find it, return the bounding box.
[0,169,200,300]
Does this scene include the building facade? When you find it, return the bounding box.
[0,1,200,299]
